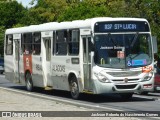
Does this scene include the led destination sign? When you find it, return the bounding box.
[94,21,149,33]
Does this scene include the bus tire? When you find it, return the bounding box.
[137,91,148,95]
[141,91,148,95]
[120,93,133,100]
[69,76,80,99]
[25,72,33,92]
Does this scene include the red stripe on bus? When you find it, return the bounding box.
[23,54,32,74]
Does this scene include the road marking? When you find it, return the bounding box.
[0,86,123,111]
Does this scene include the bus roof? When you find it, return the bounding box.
[5,17,148,34]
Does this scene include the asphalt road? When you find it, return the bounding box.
[0,74,160,113]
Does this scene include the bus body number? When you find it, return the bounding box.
[53,65,65,72]
[105,24,112,30]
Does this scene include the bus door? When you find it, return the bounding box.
[42,31,52,87]
[13,34,21,83]
[82,36,93,90]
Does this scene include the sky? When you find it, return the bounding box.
[16,0,36,8]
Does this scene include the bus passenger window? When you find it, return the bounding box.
[68,29,79,55]
[56,30,67,55]
[22,33,32,54]
[33,32,41,55]
[52,32,55,55]
[5,35,13,55]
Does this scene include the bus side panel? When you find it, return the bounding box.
[19,55,25,85]
[51,56,70,91]
[5,55,14,82]
[51,56,81,91]
[32,55,45,87]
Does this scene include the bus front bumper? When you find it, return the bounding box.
[92,79,154,94]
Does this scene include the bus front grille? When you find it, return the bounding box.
[107,71,141,77]
[115,84,137,89]
[112,79,139,83]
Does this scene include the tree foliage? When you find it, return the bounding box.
[28,0,69,23]
[0,1,25,28]
[0,1,26,57]
[0,26,5,57]
[58,1,109,21]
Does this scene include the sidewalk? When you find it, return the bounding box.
[0,88,143,120]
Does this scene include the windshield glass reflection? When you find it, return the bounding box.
[94,33,152,69]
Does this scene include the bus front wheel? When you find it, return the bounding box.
[25,72,33,92]
[69,76,80,99]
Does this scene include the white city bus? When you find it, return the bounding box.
[4,17,157,99]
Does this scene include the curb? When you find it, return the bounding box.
[0,86,122,111]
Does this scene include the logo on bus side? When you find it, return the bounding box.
[52,65,65,72]
[26,58,29,67]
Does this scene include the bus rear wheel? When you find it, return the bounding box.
[25,72,33,92]
[69,76,80,99]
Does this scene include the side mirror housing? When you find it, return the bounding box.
[152,36,158,54]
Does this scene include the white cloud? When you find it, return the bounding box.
[16,0,35,8]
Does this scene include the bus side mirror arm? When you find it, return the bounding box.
[90,40,95,52]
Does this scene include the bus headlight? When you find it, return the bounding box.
[95,73,110,83]
[143,72,154,81]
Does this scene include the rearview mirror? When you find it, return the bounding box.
[152,36,157,54]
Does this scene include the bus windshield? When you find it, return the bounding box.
[94,33,152,69]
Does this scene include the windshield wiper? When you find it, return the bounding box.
[108,33,117,47]
[131,32,139,47]
[127,32,139,60]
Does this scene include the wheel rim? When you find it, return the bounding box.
[26,73,32,91]
[71,81,79,97]
[26,79,31,90]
